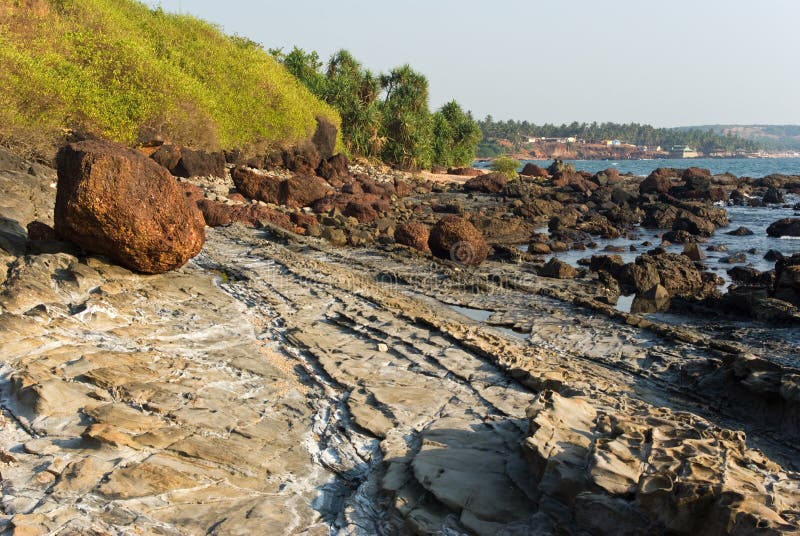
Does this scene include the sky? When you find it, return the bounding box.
[144,0,799,127]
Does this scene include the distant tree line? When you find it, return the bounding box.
[270,47,482,170]
[478,117,762,156]
[686,125,800,151]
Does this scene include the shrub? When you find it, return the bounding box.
[490,156,520,179]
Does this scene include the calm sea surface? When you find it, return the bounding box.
[476,157,800,178]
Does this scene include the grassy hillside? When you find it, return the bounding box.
[0,0,340,160]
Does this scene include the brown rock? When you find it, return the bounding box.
[197,199,300,232]
[316,153,349,182]
[589,254,624,276]
[464,172,508,194]
[520,163,549,177]
[395,222,431,253]
[26,221,56,241]
[639,169,676,194]
[280,174,334,208]
[343,200,379,224]
[231,166,281,204]
[682,243,706,261]
[540,257,578,279]
[282,141,321,175]
[428,216,489,266]
[173,148,226,178]
[149,144,182,172]
[178,182,205,207]
[55,140,205,274]
[529,242,551,255]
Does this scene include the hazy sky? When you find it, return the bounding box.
[145,0,799,127]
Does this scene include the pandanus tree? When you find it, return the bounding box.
[379,65,434,170]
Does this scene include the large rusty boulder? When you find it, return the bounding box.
[428,215,489,266]
[55,140,205,274]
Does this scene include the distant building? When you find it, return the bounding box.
[669,145,699,158]
[605,139,622,147]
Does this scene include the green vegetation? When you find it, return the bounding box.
[271,47,481,170]
[489,156,520,179]
[686,125,800,151]
[0,0,339,160]
[479,117,762,153]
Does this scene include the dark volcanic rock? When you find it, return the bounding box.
[26,221,57,241]
[616,251,711,299]
[639,169,676,194]
[395,222,431,253]
[464,172,508,194]
[428,215,489,266]
[773,253,800,306]
[282,141,321,175]
[766,218,800,237]
[631,284,670,313]
[682,243,706,261]
[316,154,349,182]
[727,226,754,236]
[763,187,784,205]
[588,254,624,277]
[592,168,621,186]
[764,249,784,262]
[727,266,774,287]
[720,252,747,264]
[672,214,715,237]
[540,257,578,279]
[663,230,699,244]
[55,140,205,274]
[174,148,227,178]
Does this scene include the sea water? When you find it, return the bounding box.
[476,157,800,178]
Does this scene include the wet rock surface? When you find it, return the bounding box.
[0,151,799,534]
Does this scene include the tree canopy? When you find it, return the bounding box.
[271,46,481,169]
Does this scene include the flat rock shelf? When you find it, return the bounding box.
[1,223,798,534]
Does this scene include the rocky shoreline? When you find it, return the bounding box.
[0,137,799,534]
